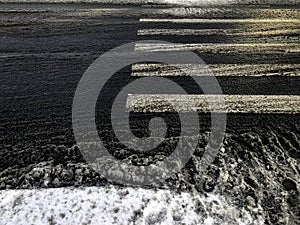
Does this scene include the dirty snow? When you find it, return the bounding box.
[0,186,264,225]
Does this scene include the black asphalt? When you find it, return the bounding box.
[0,3,299,224]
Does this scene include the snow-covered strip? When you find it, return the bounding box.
[0,186,263,225]
[157,0,300,5]
[0,0,236,4]
[140,18,300,23]
[146,8,300,20]
[134,43,299,53]
[127,94,300,113]
[138,28,300,36]
[0,0,298,5]
[131,64,300,77]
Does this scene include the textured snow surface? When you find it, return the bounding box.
[0,0,298,5]
[0,186,264,225]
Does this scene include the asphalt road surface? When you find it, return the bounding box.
[0,3,299,225]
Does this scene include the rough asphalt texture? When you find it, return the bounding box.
[0,3,299,225]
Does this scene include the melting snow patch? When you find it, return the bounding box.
[0,186,264,225]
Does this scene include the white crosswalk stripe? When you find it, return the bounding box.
[131,64,300,77]
[134,43,299,53]
[140,18,300,23]
[127,94,300,114]
[131,16,300,114]
[138,28,300,36]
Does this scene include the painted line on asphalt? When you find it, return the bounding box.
[131,64,300,77]
[140,18,300,23]
[137,28,300,36]
[127,94,300,113]
[134,43,300,53]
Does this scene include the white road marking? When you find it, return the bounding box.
[127,94,300,113]
[134,13,300,114]
[138,28,300,36]
[141,8,300,19]
[131,64,300,77]
[134,43,299,53]
[140,18,300,23]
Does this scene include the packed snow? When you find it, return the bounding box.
[0,186,264,225]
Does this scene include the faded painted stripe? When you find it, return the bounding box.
[131,64,300,77]
[134,43,299,53]
[137,28,300,36]
[127,94,300,114]
[140,18,300,23]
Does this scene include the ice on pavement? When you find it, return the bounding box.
[0,186,264,225]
